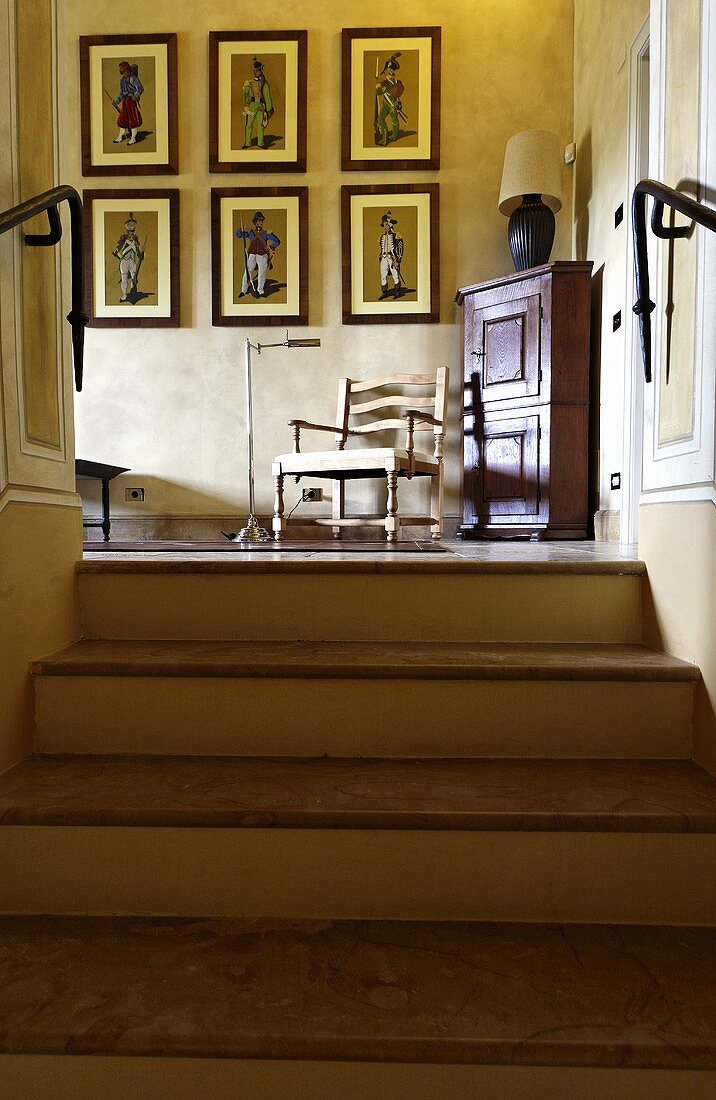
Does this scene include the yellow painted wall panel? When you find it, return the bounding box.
[16,0,60,450]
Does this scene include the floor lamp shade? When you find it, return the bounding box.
[499,130,563,271]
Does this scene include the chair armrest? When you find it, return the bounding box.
[287,419,355,434]
[402,410,442,427]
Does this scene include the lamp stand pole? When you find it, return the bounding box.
[236,332,321,543]
[238,336,271,541]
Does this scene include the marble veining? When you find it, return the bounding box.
[30,641,699,681]
[0,756,715,833]
[0,918,713,1067]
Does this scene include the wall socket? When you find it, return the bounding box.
[125,487,145,502]
[301,487,323,502]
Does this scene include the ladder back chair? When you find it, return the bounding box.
[271,367,449,542]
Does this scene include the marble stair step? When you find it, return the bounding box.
[0,916,714,1071]
[77,560,644,643]
[32,641,696,760]
[1,756,714,923]
[1,755,715,833]
[30,640,699,681]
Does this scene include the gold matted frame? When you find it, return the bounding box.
[209,31,307,173]
[211,187,308,327]
[341,183,439,325]
[80,34,178,176]
[341,26,440,171]
[83,189,180,328]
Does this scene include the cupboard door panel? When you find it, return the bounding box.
[475,413,540,519]
[468,294,541,404]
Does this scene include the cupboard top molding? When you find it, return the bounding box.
[455,261,594,306]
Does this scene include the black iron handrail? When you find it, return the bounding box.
[0,185,87,391]
[632,179,716,383]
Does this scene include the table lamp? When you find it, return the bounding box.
[499,129,563,271]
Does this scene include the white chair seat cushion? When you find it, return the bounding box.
[274,448,438,474]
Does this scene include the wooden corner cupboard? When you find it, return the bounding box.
[455,260,593,539]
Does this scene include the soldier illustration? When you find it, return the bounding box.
[242,57,274,149]
[235,211,281,298]
[378,211,404,299]
[112,61,143,145]
[112,215,145,303]
[374,53,406,146]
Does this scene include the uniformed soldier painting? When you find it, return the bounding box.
[112,61,144,146]
[112,215,145,303]
[378,211,405,299]
[235,211,281,298]
[242,57,274,149]
[374,53,405,146]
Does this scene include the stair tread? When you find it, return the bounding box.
[1,755,714,831]
[0,916,713,1067]
[30,640,700,680]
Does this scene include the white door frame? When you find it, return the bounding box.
[621,16,650,544]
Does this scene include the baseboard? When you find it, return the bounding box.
[82,515,462,542]
[594,510,621,542]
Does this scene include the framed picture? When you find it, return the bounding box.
[211,187,308,327]
[209,31,307,173]
[341,27,440,171]
[79,34,178,175]
[83,189,180,328]
[341,184,439,325]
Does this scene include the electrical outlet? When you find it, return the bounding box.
[613,310,622,331]
[614,203,624,228]
[125,487,145,502]
[301,487,323,502]
[610,472,621,490]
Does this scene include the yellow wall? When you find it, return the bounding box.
[60,0,575,526]
[641,504,716,773]
[0,503,80,771]
[573,0,649,519]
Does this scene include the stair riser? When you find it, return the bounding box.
[1,828,713,924]
[35,677,693,758]
[2,1058,714,1100]
[78,573,643,643]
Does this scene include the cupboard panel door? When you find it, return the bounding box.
[474,413,540,519]
[468,293,541,404]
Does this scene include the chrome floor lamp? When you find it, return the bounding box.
[237,331,321,542]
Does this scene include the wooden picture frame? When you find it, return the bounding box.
[80,34,178,175]
[84,189,180,328]
[211,187,308,327]
[209,31,307,173]
[341,183,439,325]
[341,27,440,171]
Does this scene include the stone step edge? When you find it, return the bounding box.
[30,641,699,683]
[1,756,714,834]
[77,559,647,576]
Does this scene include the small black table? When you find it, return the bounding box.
[75,459,130,542]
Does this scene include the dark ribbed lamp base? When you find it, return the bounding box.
[508,194,556,271]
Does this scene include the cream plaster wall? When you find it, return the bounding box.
[573,0,649,524]
[59,0,575,526]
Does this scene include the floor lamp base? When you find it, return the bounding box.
[237,515,272,541]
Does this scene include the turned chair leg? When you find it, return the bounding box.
[332,478,344,540]
[385,469,399,543]
[431,465,444,540]
[272,471,286,541]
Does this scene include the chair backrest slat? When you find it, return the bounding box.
[351,394,435,416]
[334,367,449,452]
[350,373,437,393]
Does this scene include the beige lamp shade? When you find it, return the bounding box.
[498,130,563,216]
